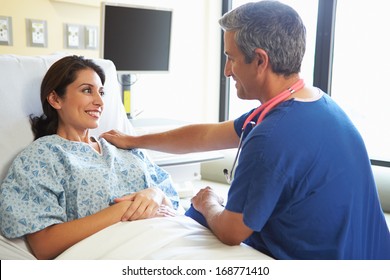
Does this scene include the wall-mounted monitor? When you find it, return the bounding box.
[101,2,172,73]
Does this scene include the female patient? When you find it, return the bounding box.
[0,55,179,259]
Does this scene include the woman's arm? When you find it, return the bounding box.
[26,200,132,260]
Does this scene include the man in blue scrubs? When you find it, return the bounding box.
[102,1,390,259]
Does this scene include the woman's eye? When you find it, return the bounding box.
[82,88,92,94]
[100,90,105,97]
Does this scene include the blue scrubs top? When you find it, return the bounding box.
[227,93,390,259]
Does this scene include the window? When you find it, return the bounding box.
[225,0,319,120]
[331,0,390,163]
[221,0,389,165]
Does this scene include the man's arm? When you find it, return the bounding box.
[191,187,253,245]
[100,121,239,153]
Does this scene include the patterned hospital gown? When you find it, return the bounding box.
[0,135,179,239]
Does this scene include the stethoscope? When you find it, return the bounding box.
[223,79,305,184]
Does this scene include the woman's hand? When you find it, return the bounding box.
[154,204,176,218]
[114,188,174,221]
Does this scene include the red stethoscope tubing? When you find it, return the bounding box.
[224,79,305,184]
[242,78,305,130]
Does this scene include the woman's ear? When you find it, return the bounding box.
[47,91,62,109]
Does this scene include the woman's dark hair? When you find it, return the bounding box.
[30,55,105,140]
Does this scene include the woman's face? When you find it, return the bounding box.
[53,68,105,135]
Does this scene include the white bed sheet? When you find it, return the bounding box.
[1,215,272,260]
[56,215,272,260]
[0,234,35,260]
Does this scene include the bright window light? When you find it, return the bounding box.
[331,0,390,161]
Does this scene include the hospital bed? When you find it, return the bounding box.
[0,54,272,260]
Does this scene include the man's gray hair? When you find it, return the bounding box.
[219,0,306,76]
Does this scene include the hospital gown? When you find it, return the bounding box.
[0,135,179,239]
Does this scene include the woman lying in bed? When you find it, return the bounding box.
[0,55,179,260]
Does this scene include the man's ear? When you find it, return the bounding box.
[47,91,62,109]
[254,48,268,70]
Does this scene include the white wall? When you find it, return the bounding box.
[125,0,222,123]
[0,0,223,123]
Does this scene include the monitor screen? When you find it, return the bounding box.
[101,3,172,73]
